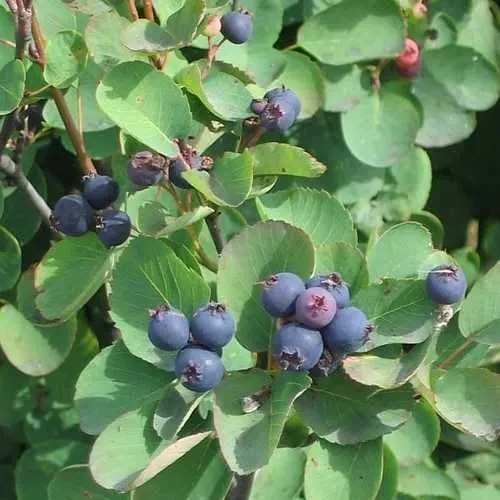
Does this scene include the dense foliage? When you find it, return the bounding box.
[1,0,500,499]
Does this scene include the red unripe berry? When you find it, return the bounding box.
[202,15,222,38]
[396,38,420,70]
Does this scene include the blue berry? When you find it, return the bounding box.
[295,287,337,329]
[169,159,191,189]
[272,322,323,371]
[250,99,267,115]
[83,174,119,210]
[260,100,296,132]
[306,272,350,309]
[426,264,466,305]
[261,272,305,318]
[148,305,190,351]
[175,345,224,392]
[190,302,235,348]
[220,10,253,45]
[264,87,301,118]
[127,151,166,187]
[323,307,372,355]
[96,208,131,248]
[51,194,94,236]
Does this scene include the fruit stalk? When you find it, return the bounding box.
[126,0,139,20]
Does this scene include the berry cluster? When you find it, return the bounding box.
[426,264,467,305]
[148,302,235,392]
[128,145,212,191]
[51,174,131,248]
[260,271,373,376]
[251,86,301,132]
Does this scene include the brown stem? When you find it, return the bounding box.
[438,336,475,370]
[143,0,155,21]
[127,0,139,20]
[238,125,265,152]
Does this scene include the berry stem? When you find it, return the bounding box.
[237,124,266,152]
[126,0,139,20]
[143,0,155,22]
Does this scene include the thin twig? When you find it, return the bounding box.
[127,0,139,20]
[143,0,155,21]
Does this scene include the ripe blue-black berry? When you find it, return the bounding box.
[306,272,350,309]
[83,174,119,210]
[96,208,131,248]
[127,151,166,187]
[426,264,466,304]
[175,345,224,392]
[51,193,94,236]
[272,322,323,371]
[250,99,267,115]
[190,302,235,348]
[220,10,253,44]
[148,305,190,351]
[264,87,301,118]
[295,287,337,329]
[323,306,372,355]
[260,100,296,132]
[260,272,305,317]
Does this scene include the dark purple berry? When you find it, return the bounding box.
[260,100,296,132]
[323,307,372,355]
[272,322,323,371]
[295,287,337,329]
[96,208,131,248]
[169,159,191,189]
[426,264,466,305]
[148,305,190,351]
[83,174,119,210]
[306,272,350,309]
[250,99,267,115]
[175,345,224,392]
[260,272,305,318]
[220,10,253,45]
[51,194,94,236]
[127,151,166,187]
[190,302,235,348]
[264,87,301,118]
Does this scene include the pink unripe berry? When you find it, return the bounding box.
[202,14,222,38]
[295,287,337,329]
[396,38,420,70]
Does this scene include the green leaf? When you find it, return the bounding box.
[84,11,147,72]
[213,370,311,473]
[298,0,404,65]
[353,279,436,350]
[304,438,383,500]
[258,187,356,248]
[343,338,432,389]
[33,0,77,38]
[176,61,253,121]
[109,237,210,366]
[34,233,114,321]
[48,465,126,500]
[295,371,415,445]
[249,448,306,500]
[155,206,215,238]
[217,221,315,352]
[0,304,76,376]
[44,31,88,88]
[341,86,421,167]
[153,382,204,440]
[75,340,173,435]
[314,242,369,295]
[15,439,90,500]
[0,225,20,291]
[423,45,500,111]
[249,143,326,178]
[183,151,253,207]
[459,261,500,345]
[384,399,440,466]
[398,463,460,499]
[321,63,371,112]
[366,222,434,282]
[123,0,204,52]
[132,437,232,500]
[96,61,192,157]
[433,367,500,441]
[0,361,34,426]
[375,446,399,500]
[424,12,457,50]
[0,59,24,115]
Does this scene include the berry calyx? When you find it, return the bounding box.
[148,305,190,351]
[51,193,94,236]
[260,100,296,132]
[220,9,253,45]
[190,301,235,348]
[306,272,350,309]
[82,174,119,210]
[175,345,224,392]
[96,208,131,248]
[426,264,467,305]
[127,151,167,187]
[295,287,337,329]
[264,86,301,118]
[260,272,305,317]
